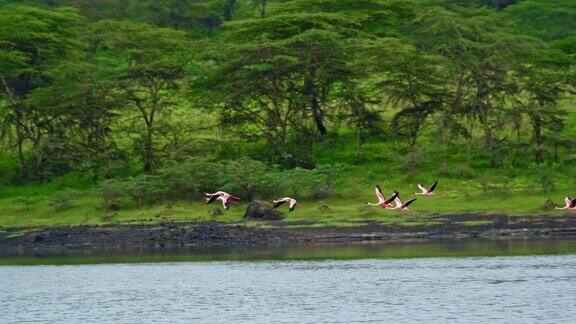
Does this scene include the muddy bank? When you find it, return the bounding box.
[2,214,576,256]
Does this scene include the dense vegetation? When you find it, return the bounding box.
[0,0,575,228]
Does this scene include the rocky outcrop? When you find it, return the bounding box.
[244,199,284,220]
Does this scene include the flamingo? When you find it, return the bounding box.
[389,195,417,211]
[271,197,298,212]
[555,197,576,210]
[204,191,241,210]
[416,180,438,196]
[365,185,398,208]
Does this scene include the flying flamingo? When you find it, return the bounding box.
[416,180,438,196]
[389,195,417,211]
[204,191,241,210]
[555,197,576,210]
[271,197,298,212]
[365,185,398,208]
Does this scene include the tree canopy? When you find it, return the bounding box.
[0,0,574,184]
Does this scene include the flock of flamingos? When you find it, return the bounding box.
[203,181,440,213]
[204,180,576,213]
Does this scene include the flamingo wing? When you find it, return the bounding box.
[206,195,218,204]
[384,191,399,204]
[216,196,229,209]
[417,184,427,193]
[428,181,439,192]
[272,200,286,209]
[206,191,225,197]
[229,195,242,202]
[570,198,576,209]
[289,200,297,212]
[375,185,385,203]
[394,196,403,208]
[403,198,417,207]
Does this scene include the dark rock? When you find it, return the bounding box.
[33,235,46,243]
[149,224,185,242]
[244,200,284,220]
[188,222,227,240]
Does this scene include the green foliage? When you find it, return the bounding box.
[503,0,576,41]
[93,157,340,208]
[0,0,575,227]
[50,189,79,212]
[96,178,129,211]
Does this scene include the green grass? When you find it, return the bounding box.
[0,178,572,229]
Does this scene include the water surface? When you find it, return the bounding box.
[2,239,576,323]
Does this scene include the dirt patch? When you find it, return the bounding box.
[1,214,576,257]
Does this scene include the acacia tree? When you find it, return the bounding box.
[27,62,123,178]
[0,5,83,178]
[514,48,574,163]
[358,38,449,147]
[90,21,193,172]
[197,27,354,161]
[408,8,536,165]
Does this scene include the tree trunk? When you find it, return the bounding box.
[483,123,496,167]
[310,96,327,135]
[16,130,26,179]
[143,128,155,172]
[530,112,544,164]
[304,77,327,136]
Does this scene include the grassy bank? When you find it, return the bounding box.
[0,167,573,229]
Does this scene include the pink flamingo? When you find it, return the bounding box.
[555,197,576,210]
[365,185,398,208]
[389,195,417,211]
[271,197,298,212]
[204,191,241,210]
[416,180,438,196]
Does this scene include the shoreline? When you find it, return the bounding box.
[2,213,576,257]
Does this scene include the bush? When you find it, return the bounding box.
[436,163,451,178]
[94,158,343,208]
[50,189,79,213]
[273,164,342,199]
[477,175,490,194]
[125,174,168,207]
[452,165,476,179]
[158,158,223,200]
[96,179,129,211]
[219,157,274,200]
[534,166,555,192]
[400,151,423,173]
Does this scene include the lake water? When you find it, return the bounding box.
[1,240,576,323]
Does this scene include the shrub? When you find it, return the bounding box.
[477,175,490,194]
[158,158,223,199]
[219,157,273,200]
[534,167,555,192]
[453,165,476,179]
[400,151,423,173]
[94,158,343,208]
[50,189,79,213]
[125,174,168,207]
[273,164,342,199]
[436,163,451,178]
[96,179,129,211]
